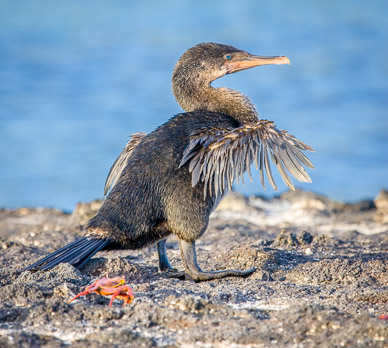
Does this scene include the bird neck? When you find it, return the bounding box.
[173,80,259,125]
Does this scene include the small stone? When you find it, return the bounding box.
[374,189,388,212]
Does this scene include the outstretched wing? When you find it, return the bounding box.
[104,132,146,196]
[179,120,314,198]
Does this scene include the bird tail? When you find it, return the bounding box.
[23,237,109,271]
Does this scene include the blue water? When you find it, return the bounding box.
[0,1,387,211]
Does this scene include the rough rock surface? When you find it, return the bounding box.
[0,189,387,347]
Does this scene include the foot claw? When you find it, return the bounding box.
[164,269,187,280]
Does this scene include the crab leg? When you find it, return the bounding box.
[68,282,99,303]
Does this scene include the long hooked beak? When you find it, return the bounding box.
[225,54,290,74]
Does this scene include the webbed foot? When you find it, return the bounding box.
[179,239,255,282]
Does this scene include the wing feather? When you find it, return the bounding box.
[264,143,278,190]
[259,142,265,190]
[179,120,314,198]
[104,132,146,196]
[287,140,314,169]
[269,135,304,184]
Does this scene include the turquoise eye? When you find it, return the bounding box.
[225,54,232,60]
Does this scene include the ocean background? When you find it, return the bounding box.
[0,0,387,211]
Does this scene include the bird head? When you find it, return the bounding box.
[173,42,290,85]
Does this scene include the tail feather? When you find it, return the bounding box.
[39,238,101,271]
[74,240,109,269]
[23,238,90,271]
[23,237,109,271]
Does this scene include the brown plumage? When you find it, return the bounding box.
[25,42,314,281]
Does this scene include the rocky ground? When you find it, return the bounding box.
[0,189,387,347]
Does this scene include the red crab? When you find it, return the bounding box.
[68,276,134,307]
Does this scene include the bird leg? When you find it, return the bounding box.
[157,239,187,279]
[157,239,175,271]
[156,239,186,280]
[178,239,255,282]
